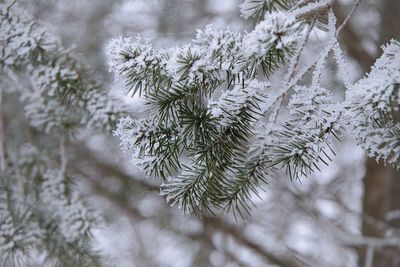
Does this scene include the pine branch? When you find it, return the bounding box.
[108,36,171,96]
[222,153,270,218]
[108,0,400,217]
[345,40,400,168]
[162,165,211,214]
[160,81,268,213]
[0,1,126,264]
[240,0,295,20]
[114,116,182,179]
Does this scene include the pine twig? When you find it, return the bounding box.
[291,0,334,19]
[336,0,362,34]
[272,16,317,122]
[269,0,362,120]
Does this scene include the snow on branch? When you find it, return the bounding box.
[0,0,125,264]
[1,1,125,133]
[108,0,400,217]
[345,40,400,167]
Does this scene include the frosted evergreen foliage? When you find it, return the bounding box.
[209,80,269,127]
[108,0,400,215]
[107,0,400,218]
[0,144,103,266]
[345,40,400,166]
[109,1,305,215]
[244,11,303,58]
[1,2,124,133]
[107,36,169,96]
[239,0,294,20]
[271,85,340,180]
[195,25,244,75]
[0,1,125,265]
[108,8,304,216]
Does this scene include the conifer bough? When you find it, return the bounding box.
[109,0,400,217]
[0,1,124,265]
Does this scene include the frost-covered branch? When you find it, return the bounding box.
[0,0,128,264]
[345,40,400,166]
[108,0,400,216]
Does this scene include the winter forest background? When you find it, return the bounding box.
[0,0,400,266]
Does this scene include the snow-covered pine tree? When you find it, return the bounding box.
[0,1,124,265]
[108,0,400,217]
